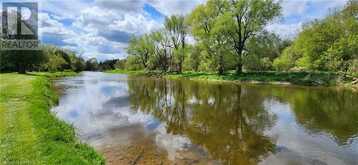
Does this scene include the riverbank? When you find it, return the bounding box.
[0,72,104,164]
[108,69,358,89]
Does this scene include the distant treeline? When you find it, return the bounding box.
[0,45,120,73]
[120,0,357,76]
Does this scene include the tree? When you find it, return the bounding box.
[274,0,358,73]
[165,15,188,73]
[98,59,118,71]
[73,56,85,72]
[85,58,99,71]
[150,30,172,71]
[187,45,201,71]
[188,0,230,74]
[0,50,46,73]
[244,31,290,71]
[273,46,300,71]
[127,34,154,68]
[216,0,281,73]
[114,59,126,70]
[189,0,281,74]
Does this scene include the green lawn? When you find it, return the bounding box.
[0,73,104,165]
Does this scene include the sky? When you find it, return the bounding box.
[0,0,349,61]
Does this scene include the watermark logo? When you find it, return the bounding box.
[1,2,39,50]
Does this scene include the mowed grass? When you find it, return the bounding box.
[0,73,104,165]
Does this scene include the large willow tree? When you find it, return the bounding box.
[165,15,188,73]
[189,0,281,74]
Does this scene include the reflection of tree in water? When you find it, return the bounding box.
[127,77,276,164]
[266,86,358,144]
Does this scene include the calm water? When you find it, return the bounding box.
[52,72,358,165]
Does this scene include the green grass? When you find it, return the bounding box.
[27,71,78,78]
[0,73,104,165]
[108,69,357,87]
[106,69,146,75]
[166,71,341,86]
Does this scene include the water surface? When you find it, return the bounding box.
[52,72,358,165]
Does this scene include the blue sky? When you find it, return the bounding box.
[0,0,349,61]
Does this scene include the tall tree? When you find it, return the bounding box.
[216,0,281,73]
[189,0,280,74]
[127,34,154,68]
[188,0,230,74]
[165,15,188,73]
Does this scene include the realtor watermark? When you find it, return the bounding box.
[1,2,39,50]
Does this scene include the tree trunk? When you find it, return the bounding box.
[218,65,224,75]
[236,55,243,74]
[18,64,26,74]
[218,54,224,75]
[178,62,182,73]
[236,63,243,74]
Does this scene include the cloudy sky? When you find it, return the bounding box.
[1,0,349,60]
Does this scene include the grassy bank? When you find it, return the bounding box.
[108,69,357,87]
[0,73,104,164]
[27,71,79,78]
[106,69,146,75]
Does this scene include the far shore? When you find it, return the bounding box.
[107,69,358,91]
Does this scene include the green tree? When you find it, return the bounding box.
[273,46,300,71]
[127,34,154,68]
[213,0,281,73]
[244,31,289,71]
[0,50,46,73]
[188,0,231,74]
[275,0,358,73]
[73,56,85,72]
[85,58,99,71]
[165,15,188,73]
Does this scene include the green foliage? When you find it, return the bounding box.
[0,45,87,73]
[85,58,99,71]
[244,31,289,71]
[127,34,154,68]
[125,16,188,73]
[273,46,300,71]
[125,55,144,70]
[0,50,46,73]
[324,34,358,72]
[208,0,281,73]
[118,0,356,80]
[275,0,358,73]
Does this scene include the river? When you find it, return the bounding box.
[52,72,358,165]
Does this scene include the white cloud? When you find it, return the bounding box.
[148,0,206,16]
[266,22,303,39]
[95,0,145,12]
[37,0,165,60]
[40,0,90,19]
[39,12,75,37]
[281,0,309,17]
[268,0,349,39]
[108,13,162,34]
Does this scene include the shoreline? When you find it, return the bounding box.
[0,72,104,164]
[107,69,358,91]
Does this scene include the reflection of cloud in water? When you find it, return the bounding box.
[154,124,192,160]
[262,99,358,165]
[52,72,193,160]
